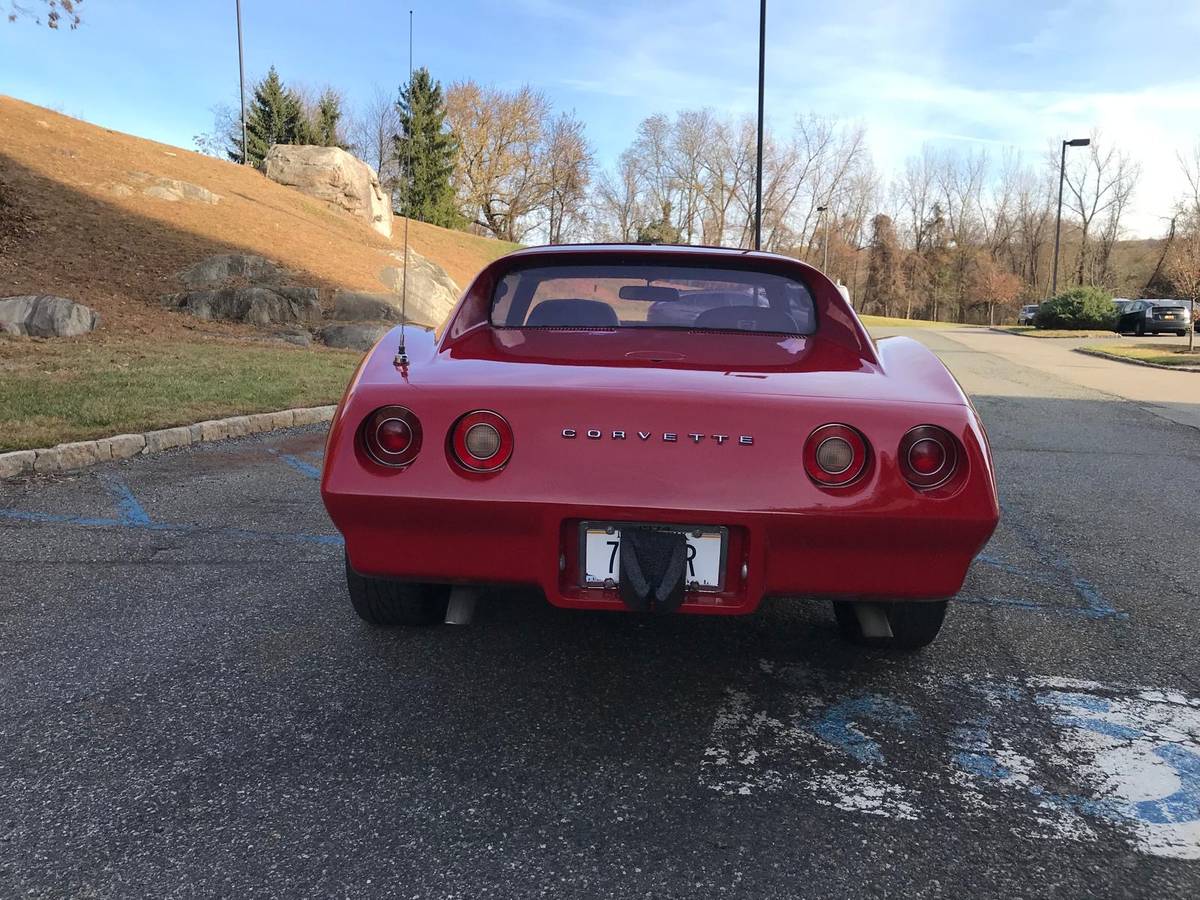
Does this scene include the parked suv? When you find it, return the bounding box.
[1017,304,1040,325]
[1115,299,1192,336]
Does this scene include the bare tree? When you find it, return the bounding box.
[593,151,644,242]
[541,111,593,244]
[445,81,550,242]
[1009,163,1055,295]
[1060,132,1140,287]
[193,103,240,159]
[349,84,402,200]
[628,114,677,232]
[1167,224,1200,352]
[668,109,715,244]
[6,0,79,27]
[1177,142,1200,221]
[896,146,938,252]
[698,116,756,246]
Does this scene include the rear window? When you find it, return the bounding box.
[491,264,816,335]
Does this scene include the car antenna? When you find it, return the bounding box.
[753,0,766,252]
[394,8,414,369]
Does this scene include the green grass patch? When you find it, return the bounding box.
[994,325,1119,338]
[859,315,972,330]
[1079,342,1200,368]
[0,337,361,451]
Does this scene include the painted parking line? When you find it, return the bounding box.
[701,664,1200,860]
[101,474,151,525]
[266,447,323,480]
[0,476,342,547]
[965,503,1126,620]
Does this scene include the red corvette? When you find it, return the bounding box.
[320,244,999,649]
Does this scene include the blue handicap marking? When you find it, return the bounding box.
[1,468,341,547]
[1135,744,1200,826]
[967,504,1127,620]
[102,475,151,525]
[280,454,321,480]
[812,694,918,765]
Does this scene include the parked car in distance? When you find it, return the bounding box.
[1114,299,1192,336]
[1017,304,1039,325]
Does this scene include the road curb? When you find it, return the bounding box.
[1073,347,1200,373]
[989,327,1124,340]
[0,405,336,481]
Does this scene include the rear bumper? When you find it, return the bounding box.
[325,493,997,615]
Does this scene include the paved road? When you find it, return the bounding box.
[2,329,1199,898]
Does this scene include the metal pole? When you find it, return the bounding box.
[753,0,766,251]
[236,0,248,165]
[1051,139,1066,297]
[823,207,830,271]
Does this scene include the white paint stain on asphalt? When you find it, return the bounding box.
[700,664,1200,860]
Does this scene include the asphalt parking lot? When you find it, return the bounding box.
[2,327,1199,898]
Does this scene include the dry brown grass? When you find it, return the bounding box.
[0,95,517,342]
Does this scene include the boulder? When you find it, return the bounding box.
[141,177,221,204]
[377,248,461,326]
[177,254,285,289]
[268,327,314,348]
[331,291,404,323]
[319,322,393,351]
[264,145,392,239]
[0,295,100,337]
[160,286,320,327]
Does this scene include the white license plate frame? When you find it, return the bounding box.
[579,522,728,592]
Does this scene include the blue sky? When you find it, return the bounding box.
[3,0,1199,236]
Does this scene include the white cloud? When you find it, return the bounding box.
[535,0,1200,237]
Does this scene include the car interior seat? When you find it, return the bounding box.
[525,298,621,327]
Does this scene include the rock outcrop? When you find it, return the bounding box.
[377,248,461,325]
[163,254,320,327]
[0,295,100,337]
[331,291,405,323]
[128,171,221,204]
[176,254,284,289]
[264,145,392,239]
[319,322,393,351]
[161,286,320,327]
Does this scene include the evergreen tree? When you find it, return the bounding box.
[230,66,308,169]
[863,214,901,317]
[394,68,460,227]
[311,90,348,149]
[636,201,683,245]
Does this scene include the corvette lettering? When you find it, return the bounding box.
[562,428,752,445]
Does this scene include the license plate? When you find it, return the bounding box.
[581,523,726,591]
[1164,314,1176,320]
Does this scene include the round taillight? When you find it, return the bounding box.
[450,410,513,472]
[362,406,422,468]
[804,424,869,487]
[377,417,413,454]
[899,425,958,489]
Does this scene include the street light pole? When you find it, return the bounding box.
[816,204,829,271]
[236,0,248,165]
[1051,137,1090,297]
[753,0,766,251]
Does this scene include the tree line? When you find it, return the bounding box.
[198,66,1199,323]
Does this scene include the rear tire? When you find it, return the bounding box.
[344,553,450,626]
[832,599,948,650]
[1178,330,1187,337]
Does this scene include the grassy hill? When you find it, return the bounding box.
[0,95,517,336]
[0,96,517,450]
